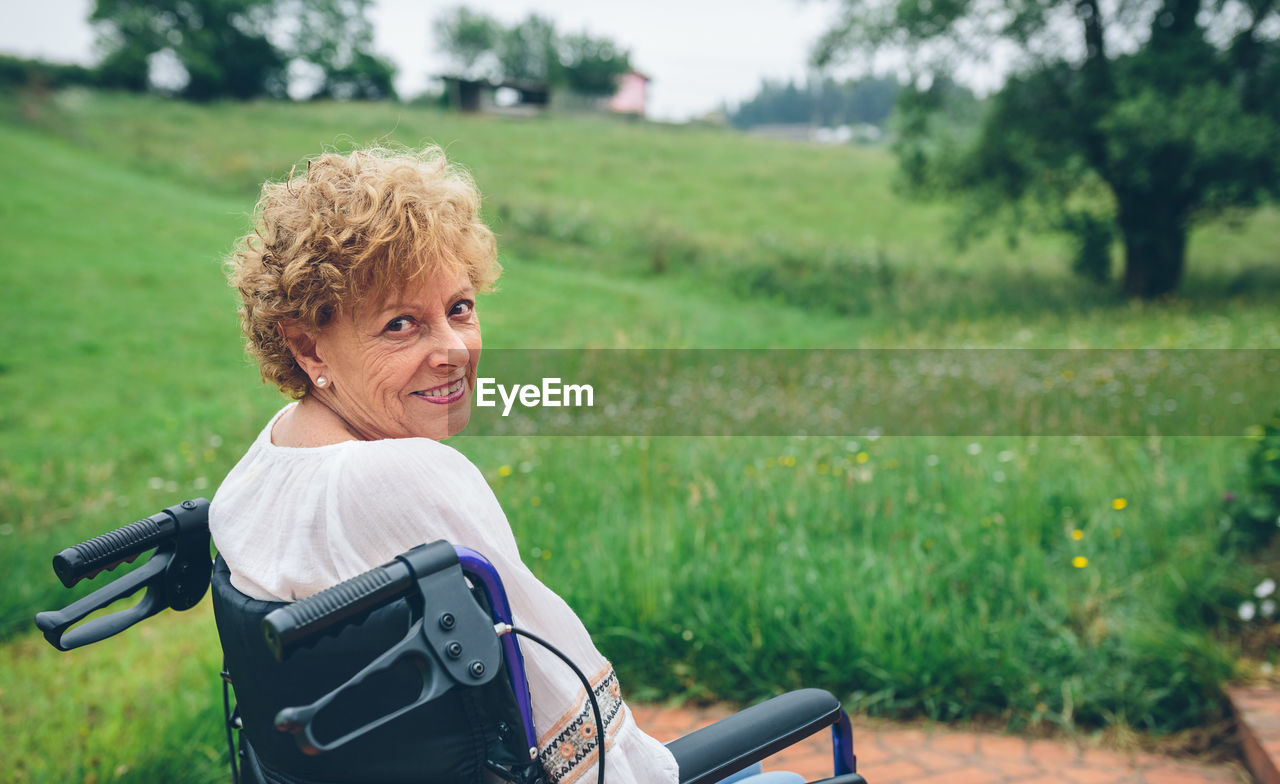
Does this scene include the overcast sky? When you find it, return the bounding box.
[1,0,846,121]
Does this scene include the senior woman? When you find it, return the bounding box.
[212,147,802,784]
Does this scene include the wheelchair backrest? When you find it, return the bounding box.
[213,554,537,784]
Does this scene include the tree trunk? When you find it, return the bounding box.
[1115,195,1189,298]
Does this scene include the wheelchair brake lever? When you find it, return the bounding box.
[34,499,213,651]
[35,553,171,650]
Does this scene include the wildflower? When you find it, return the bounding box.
[1263,599,1277,618]
[1072,556,1088,568]
[1239,601,1257,621]
[1112,497,1127,510]
[498,465,513,477]
[993,471,1006,483]
[1111,527,1123,539]
[925,454,940,467]
[681,629,694,641]
[967,443,982,455]
[530,496,542,507]
[997,450,1015,463]
[1071,529,1084,541]
[519,461,534,473]
[856,452,869,464]
[1255,578,1277,598]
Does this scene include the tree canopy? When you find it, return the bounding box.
[90,0,395,100]
[728,75,908,129]
[434,7,631,96]
[815,0,1280,297]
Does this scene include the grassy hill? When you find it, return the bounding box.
[1,89,1276,782]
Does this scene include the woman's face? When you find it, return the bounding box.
[310,268,481,441]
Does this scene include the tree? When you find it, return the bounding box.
[286,0,397,99]
[728,75,906,129]
[814,1,1280,297]
[558,32,630,96]
[496,13,558,83]
[433,6,501,80]
[90,0,287,99]
[91,0,393,101]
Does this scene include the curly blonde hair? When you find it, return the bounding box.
[228,146,500,398]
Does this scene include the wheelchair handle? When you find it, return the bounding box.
[35,499,212,651]
[262,559,416,661]
[52,500,204,588]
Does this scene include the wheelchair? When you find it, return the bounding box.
[35,498,868,784]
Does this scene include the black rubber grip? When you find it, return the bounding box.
[262,560,413,661]
[52,511,176,588]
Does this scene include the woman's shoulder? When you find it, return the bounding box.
[336,436,487,487]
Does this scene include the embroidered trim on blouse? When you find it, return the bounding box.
[536,665,626,784]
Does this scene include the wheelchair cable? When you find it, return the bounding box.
[499,625,606,784]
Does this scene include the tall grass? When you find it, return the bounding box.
[0,91,1275,782]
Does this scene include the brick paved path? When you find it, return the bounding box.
[632,703,1252,784]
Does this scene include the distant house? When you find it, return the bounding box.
[440,75,551,114]
[608,70,649,117]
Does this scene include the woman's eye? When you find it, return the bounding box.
[385,316,415,333]
[450,299,475,317]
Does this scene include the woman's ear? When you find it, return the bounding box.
[280,322,326,384]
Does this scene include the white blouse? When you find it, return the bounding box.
[210,404,679,784]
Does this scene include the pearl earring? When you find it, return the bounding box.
[316,375,329,388]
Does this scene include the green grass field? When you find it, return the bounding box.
[1,89,1276,783]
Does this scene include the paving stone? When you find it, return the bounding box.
[1081,749,1137,769]
[632,703,1243,784]
[875,728,928,751]
[985,759,1042,779]
[912,765,1001,784]
[980,734,1030,760]
[1029,738,1081,764]
[1056,764,1125,784]
[856,759,927,783]
[904,748,965,773]
[929,731,980,755]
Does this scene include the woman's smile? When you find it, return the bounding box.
[413,377,468,403]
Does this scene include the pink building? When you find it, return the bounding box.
[608,71,650,116]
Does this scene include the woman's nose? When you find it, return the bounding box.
[426,325,471,367]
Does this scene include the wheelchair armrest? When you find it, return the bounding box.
[665,688,843,784]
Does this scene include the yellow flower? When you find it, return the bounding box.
[530,496,542,507]
[1111,527,1123,539]
[856,452,869,464]
[1112,497,1127,510]
[498,465,513,478]
[1072,556,1088,568]
[744,464,756,475]
[1071,529,1084,541]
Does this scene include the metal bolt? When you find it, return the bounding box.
[469,660,486,678]
[439,612,456,630]
[181,500,198,510]
[445,641,463,659]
